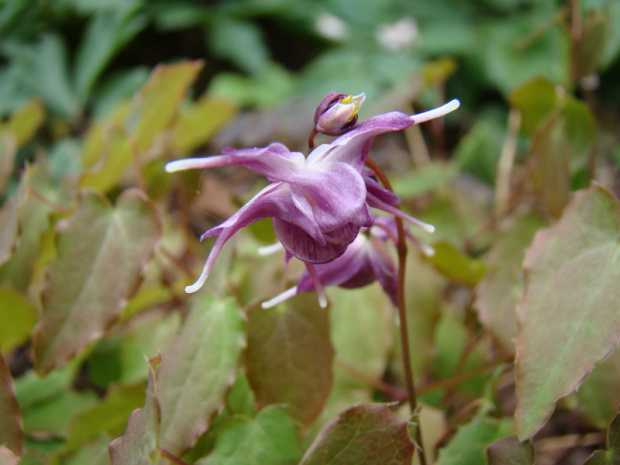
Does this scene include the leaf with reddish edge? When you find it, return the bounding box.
[109,358,160,465]
[585,409,620,465]
[487,436,534,465]
[300,404,415,465]
[246,295,334,427]
[515,184,620,440]
[157,294,245,455]
[33,189,161,375]
[0,446,19,465]
[0,351,22,456]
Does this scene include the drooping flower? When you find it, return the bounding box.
[165,98,459,294]
[261,217,433,308]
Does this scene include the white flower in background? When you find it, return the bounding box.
[376,18,419,51]
[315,13,349,41]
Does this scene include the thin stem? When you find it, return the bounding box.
[364,157,427,465]
[158,448,189,465]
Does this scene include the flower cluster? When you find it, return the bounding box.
[165,93,459,305]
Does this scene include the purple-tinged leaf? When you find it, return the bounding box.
[487,436,534,465]
[0,446,19,465]
[109,359,160,465]
[528,113,571,217]
[300,404,414,465]
[33,189,161,375]
[196,407,300,465]
[156,294,245,455]
[515,184,620,439]
[246,295,333,427]
[0,351,22,456]
[0,161,74,291]
[584,410,620,465]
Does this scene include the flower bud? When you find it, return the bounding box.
[314,92,366,136]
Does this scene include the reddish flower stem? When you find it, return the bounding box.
[364,157,427,465]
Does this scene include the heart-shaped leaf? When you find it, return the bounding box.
[516,184,620,439]
[300,404,414,465]
[246,295,333,427]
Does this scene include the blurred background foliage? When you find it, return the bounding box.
[1,0,620,464]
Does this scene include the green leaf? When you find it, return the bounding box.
[33,189,161,374]
[436,416,514,465]
[22,390,98,436]
[584,410,620,465]
[208,18,270,75]
[0,286,37,355]
[426,241,487,287]
[528,113,572,217]
[132,61,203,152]
[65,384,146,450]
[156,294,245,455]
[246,295,334,427]
[6,98,46,148]
[474,212,545,348]
[509,77,557,135]
[0,351,22,456]
[109,359,160,465]
[300,404,415,465]
[196,407,300,465]
[578,349,620,428]
[80,130,133,194]
[172,95,237,155]
[391,162,456,199]
[515,184,620,439]
[329,286,393,389]
[0,132,17,197]
[21,34,80,118]
[74,7,147,100]
[487,436,534,465]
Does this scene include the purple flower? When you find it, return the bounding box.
[261,217,433,308]
[165,99,459,293]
